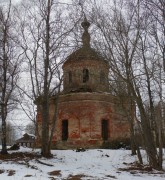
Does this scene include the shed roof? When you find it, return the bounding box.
[16,133,35,143]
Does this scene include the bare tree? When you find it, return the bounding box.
[142,0,165,168]
[90,0,163,170]
[16,0,81,157]
[0,1,22,154]
[142,0,165,71]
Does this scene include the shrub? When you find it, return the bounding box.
[102,138,130,149]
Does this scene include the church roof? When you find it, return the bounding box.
[65,46,103,62]
[63,16,108,67]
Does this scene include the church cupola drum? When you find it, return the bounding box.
[62,17,109,93]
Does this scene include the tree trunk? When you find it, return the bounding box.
[136,145,143,165]
[129,117,136,155]
[128,81,160,169]
[1,105,8,154]
[48,86,60,151]
[41,101,51,157]
[138,103,159,169]
[41,0,51,157]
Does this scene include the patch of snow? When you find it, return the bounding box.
[0,148,164,180]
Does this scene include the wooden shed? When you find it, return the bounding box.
[16,133,35,148]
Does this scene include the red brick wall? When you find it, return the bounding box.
[36,92,130,149]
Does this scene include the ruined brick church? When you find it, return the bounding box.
[36,18,130,149]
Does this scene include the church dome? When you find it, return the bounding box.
[64,47,103,63]
[63,17,108,67]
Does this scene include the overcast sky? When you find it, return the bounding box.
[0,0,22,5]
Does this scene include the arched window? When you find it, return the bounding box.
[100,71,105,84]
[68,71,72,84]
[83,68,89,83]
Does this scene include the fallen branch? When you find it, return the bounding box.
[36,159,54,166]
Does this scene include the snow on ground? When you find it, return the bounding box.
[0,147,165,180]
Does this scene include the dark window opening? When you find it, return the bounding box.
[100,71,106,84]
[83,68,89,83]
[62,120,68,141]
[68,71,72,84]
[102,119,108,140]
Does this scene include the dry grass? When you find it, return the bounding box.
[0,152,41,161]
[48,170,61,176]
